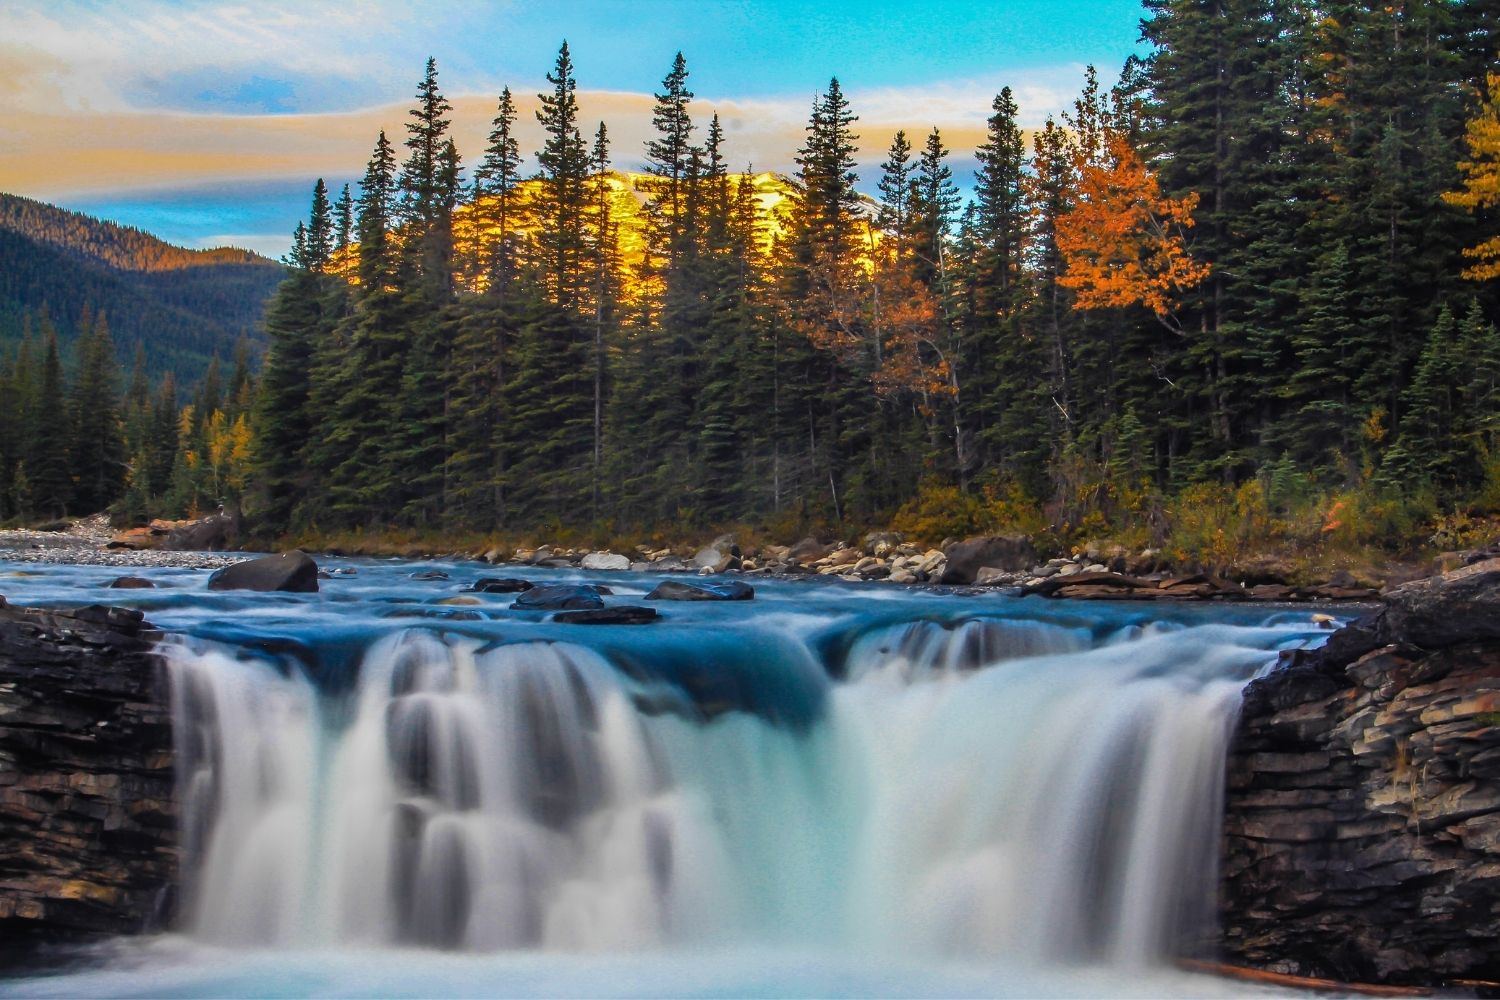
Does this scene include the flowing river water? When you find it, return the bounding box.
[0,557,1340,997]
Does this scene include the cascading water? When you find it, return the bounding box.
[163,607,1301,966]
[2,560,1343,997]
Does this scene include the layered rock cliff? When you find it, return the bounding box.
[1222,560,1500,986]
[0,599,176,965]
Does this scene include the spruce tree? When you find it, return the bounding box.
[534,42,590,310]
[29,328,73,518]
[68,312,125,513]
[474,87,526,292]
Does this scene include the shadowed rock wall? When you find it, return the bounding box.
[1222,561,1500,985]
[0,599,176,965]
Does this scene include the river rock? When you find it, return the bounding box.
[940,535,1037,585]
[788,537,835,565]
[510,585,606,611]
[207,551,319,593]
[467,577,533,594]
[693,534,741,573]
[581,552,631,571]
[646,580,755,602]
[163,511,237,552]
[108,576,155,589]
[409,570,450,581]
[552,606,659,625]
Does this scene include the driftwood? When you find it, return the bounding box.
[1177,959,1437,997]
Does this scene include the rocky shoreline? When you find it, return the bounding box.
[0,514,1417,602]
[1221,559,1500,987]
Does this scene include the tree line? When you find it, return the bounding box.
[13,2,1500,550]
[0,305,254,524]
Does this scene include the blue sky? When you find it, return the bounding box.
[0,0,1149,257]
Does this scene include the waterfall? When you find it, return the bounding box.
[164,612,1294,966]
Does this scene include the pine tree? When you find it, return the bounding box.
[305,179,334,271]
[68,312,124,512]
[910,127,959,293]
[644,52,697,273]
[474,86,526,293]
[534,42,591,310]
[29,327,73,518]
[334,184,354,252]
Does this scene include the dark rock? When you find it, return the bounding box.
[467,577,533,594]
[1222,563,1500,985]
[409,570,450,581]
[510,585,606,612]
[536,557,577,569]
[552,606,660,625]
[1380,558,1500,650]
[107,576,155,589]
[940,535,1038,585]
[787,537,835,564]
[646,580,755,602]
[206,551,319,593]
[1022,571,1152,597]
[0,602,176,962]
[164,512,238,552]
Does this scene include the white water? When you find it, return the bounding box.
[161,615,1281,969]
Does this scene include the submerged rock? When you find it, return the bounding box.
[551,606,659,625]
[409,570,450,581]
[510,585,606,611]
[107,576,155,589]
[468,577,533,594]
[207,551,319,593]
[645,580,755,602]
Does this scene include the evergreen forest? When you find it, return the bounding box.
[8,1,1500,567]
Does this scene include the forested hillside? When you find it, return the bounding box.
[0,194,282,384]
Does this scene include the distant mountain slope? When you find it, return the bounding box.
[0,193,285,385]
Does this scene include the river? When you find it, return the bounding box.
[0,557,1336,997]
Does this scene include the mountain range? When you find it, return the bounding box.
[0,193,285,386]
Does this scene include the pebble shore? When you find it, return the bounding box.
[0,515,245,570]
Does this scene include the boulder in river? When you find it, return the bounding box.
[552,606,659,625]
[107,576,155,589]
[467,577,533,594]
[207,551,319,593]
[580,552,631,571]
[409,570,450,581]
[940,535,1037,585]
[510,585,606,611]
[646,580,755,602]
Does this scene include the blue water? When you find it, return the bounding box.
[0,556,1343,998]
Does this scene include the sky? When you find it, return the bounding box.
[0,0,1150,259]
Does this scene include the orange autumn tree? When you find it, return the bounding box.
[1056,129,1209,328]
[1443,72,1500,281]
